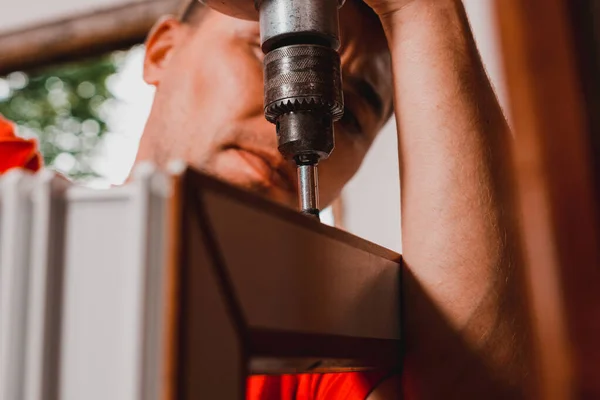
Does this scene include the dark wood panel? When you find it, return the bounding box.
[167,167,402,398]
[566,1,600,218]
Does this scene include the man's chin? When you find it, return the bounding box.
[201,149,297,209]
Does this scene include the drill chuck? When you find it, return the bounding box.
[263,45,344,122]
[257,0,345,217]
[264,45,343,160]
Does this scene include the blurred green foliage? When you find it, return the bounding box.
[0,55,118,180]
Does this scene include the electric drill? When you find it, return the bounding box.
[201,0,345,219]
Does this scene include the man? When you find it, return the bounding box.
[136,0,529,396]
[1,0,528,398]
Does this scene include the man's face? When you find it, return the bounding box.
[138,2,393,209]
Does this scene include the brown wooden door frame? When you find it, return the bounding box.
[496,0,600,398]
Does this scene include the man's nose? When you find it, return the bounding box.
[243,114,279,147]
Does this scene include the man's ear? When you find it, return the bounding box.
[144,16,186,86]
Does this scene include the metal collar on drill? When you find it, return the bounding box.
[254,0,345,11]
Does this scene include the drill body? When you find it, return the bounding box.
[201,0,345,218]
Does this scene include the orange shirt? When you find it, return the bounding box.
[247,372,390,400]
[0,115,42,173]
[0,115,390,399]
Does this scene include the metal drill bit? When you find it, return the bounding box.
[297,164,320,219]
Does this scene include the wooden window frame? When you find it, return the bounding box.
[0,0,177,75]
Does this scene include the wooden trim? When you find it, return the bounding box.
[566,2,600,208]
[249,329,401,371]
[161,166,184,400]
[186,168,401,263]
[0,0,178,75]
[496,0,600,398]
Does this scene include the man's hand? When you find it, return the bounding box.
[361,0,417,19]
[358,0,530,397]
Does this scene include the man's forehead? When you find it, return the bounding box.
[177,0,380,23]
[177,0,199,19]
[176,0,393,118]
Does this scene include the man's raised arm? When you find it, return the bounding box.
[365,0,529,397]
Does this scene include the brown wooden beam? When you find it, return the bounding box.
[0,0,178,75]
[496,0,600,398]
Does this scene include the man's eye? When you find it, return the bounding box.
[340,106,363,135]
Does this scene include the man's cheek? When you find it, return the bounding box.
[198,149,240,178]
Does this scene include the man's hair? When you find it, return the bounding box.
[178,0,206,24]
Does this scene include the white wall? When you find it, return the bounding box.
[341,0,507,253]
